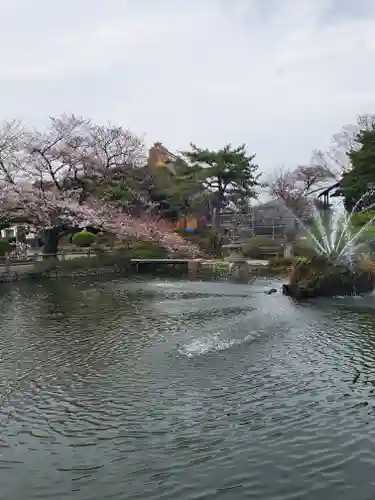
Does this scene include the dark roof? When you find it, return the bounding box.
[317,181,340,197]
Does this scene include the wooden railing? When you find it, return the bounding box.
[223,242,284,259]
[256,246,284,258]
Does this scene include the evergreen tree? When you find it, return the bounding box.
[183,144,260,213]
[340,127,375,211]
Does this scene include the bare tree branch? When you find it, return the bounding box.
[267,163,334,216]
[0,119,28,185]
[314,113,375,175]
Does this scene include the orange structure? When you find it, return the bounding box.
[148,142,200,232]
[173,217,199,231]
[148,142,179,173]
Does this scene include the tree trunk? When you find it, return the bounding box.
[43,227,60,263]
[42,225,83,263]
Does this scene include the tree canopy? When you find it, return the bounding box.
[339,125,375,212]
[4,109,375,258]
[267,163,334,217]
[0,115,200,257]
[182,144,260,213]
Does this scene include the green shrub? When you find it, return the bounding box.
[351,210,375,228]
[0,238,12,256]
[268,256,295,268]
[291,239,318,258]
[94,231,119,248]
[173,229,222,256]
[353,224,375,243]
[173,228,186,237]
[130,241,168,259]
[241,236,282,259]
[93,246,106,257]
[32,259,59,274]
[31,250,132,276]
[72,231,96,247]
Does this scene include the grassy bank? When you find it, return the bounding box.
[0,252,299,284]
[27,251,192,280]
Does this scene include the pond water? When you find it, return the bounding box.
[1,276,375,499]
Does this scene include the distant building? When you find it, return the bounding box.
[148,142,181,174]
[252,200,299,228]
[0,225,38,245]
[216,199,313,242]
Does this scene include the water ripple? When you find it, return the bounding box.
[1,277,375,499]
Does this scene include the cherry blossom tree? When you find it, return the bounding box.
[267,163,334,216]
[0,183,200,256]
[0,116,200,258]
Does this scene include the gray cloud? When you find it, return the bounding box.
[0,0,374,173]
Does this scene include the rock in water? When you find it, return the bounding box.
[282,256,375,299]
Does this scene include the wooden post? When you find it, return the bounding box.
[284,243,292,257]
[240,262,250,280]
[188,260,199,279]
[5,253,10,273]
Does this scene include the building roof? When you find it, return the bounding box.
[316,181,340,197]
[148,142,183,174]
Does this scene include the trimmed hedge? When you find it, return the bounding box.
[72,231,96,247]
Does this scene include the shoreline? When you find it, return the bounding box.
[0,256,289,284]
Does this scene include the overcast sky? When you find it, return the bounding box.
[1,0,375,174]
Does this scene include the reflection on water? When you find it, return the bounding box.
[1,276,375,499]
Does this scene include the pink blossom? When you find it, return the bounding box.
[0,182,201,257]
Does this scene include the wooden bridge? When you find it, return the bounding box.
[315,182,341,208]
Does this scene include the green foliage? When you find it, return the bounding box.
[351,210,375,227]
[363,226,375,241]
[206,231,223,257]
[267,256,296,275]
[150,163,206,221]
[94,231,119,248]
[173,228,188,237]
[104,184,137,205]
[0,215,12,232]
[150,188,185,221]
[291,238,318,258]
[346,210,375,244]
[340,126,375,211]
[354,226,375,245]
[130,241,168,259]
[32,250,132,275]
[31,259,60,274]
[72,231,96,247]
[98,142,261,224]
[173,229,222,256]
[268,256,295,267]
[212,261,232,276]
[0,238,12,256]
[241,236,282,259]
[183,144,260,211]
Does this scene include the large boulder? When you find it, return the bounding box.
[282,256,375,299]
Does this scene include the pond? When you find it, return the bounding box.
[1,276,375,499]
